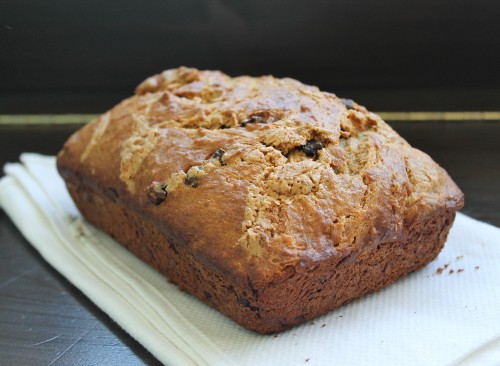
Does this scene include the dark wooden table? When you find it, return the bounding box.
[1,117,499,366]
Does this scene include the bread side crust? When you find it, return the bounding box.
[64,176,456,334]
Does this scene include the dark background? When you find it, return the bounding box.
[2,0,500,113]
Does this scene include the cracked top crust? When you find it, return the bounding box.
[57,67,464,284]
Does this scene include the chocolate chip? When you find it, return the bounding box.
[238,297,250,307]
[212,148,226,165]
[106,187,119,202]
[185,166,203,187]
[185,176,199,188]
[341,98,356,110]
[147,181,167,205]
[302,140,324,158]
[241,115,266,127]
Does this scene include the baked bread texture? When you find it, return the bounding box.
[57,67,464,333]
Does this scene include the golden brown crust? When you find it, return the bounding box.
[57,67,464,333]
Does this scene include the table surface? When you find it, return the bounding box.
[1,118,499,366]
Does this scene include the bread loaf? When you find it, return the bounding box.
[57,67,464,333]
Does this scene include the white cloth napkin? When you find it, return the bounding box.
[1,153,499,366]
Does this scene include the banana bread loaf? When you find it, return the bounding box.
[57,67,464,333]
